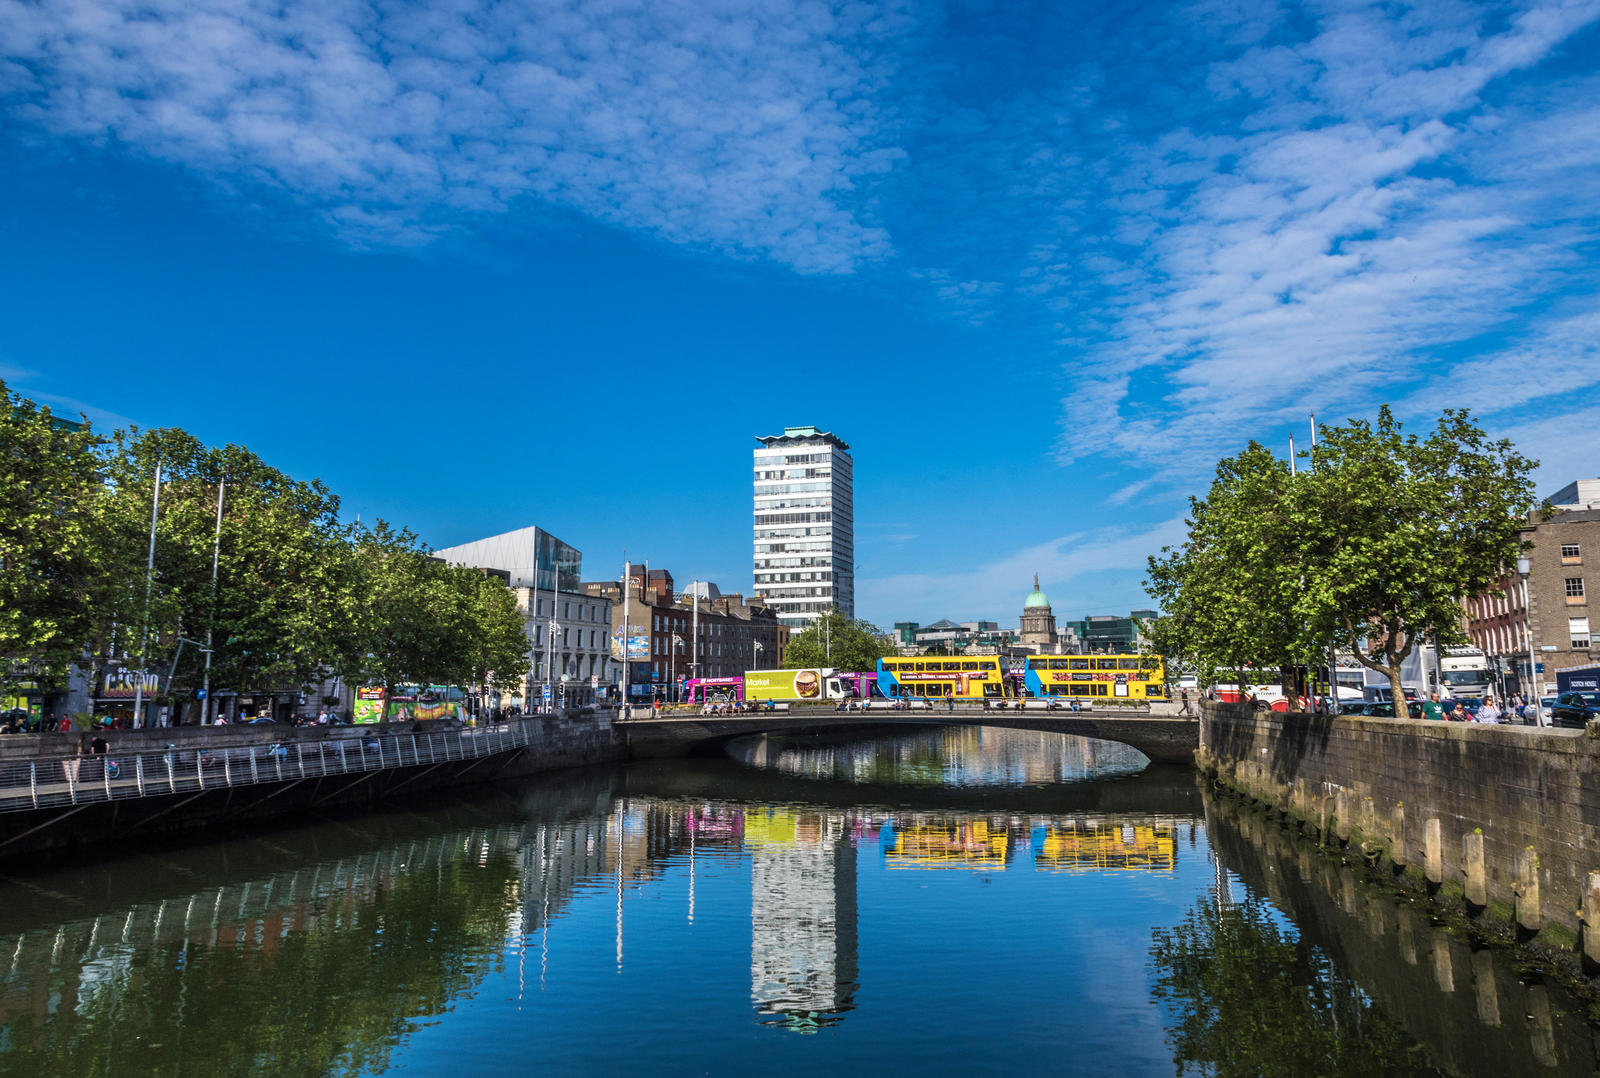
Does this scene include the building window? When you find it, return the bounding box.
[1568,577,1587,603]
[1562,544,1582,564]
[1573,617,1592,649]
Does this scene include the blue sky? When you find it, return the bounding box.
[3,0,1598,629]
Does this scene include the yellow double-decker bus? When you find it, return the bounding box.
[1023,654,1167,701]
[876,656,1015,700]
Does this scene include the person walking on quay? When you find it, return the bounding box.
[1422,691,1445,722]
[1476,695,1503,724]
[1178,688,1193,715]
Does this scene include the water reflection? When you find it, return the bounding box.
[0,734,1592,1074]
[744,808,858,1031]
[1196,787,1600,1076]
[732,726,1150,787]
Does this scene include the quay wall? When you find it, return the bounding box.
[1198,701,1600,954]
[0,712,629,860]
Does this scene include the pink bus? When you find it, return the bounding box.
[682,677,744,705]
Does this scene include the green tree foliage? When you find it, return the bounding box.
[1147,408,1537,704]
[334,523,531,708]
[1,382,534,715]
[1146,444,1302,692]
[87,428,353,705]
[782,609,892,672]
[0,382,108,690]
[1150,896,1431,1076]
[1295,408,1538,706]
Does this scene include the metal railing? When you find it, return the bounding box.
[0,724,531,815]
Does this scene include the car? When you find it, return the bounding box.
[1550,692,1600,729]
[243,716,278,725]
[1361,700,1425,718]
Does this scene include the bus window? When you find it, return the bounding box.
[1070,659,1090,670]
[1094,659,1117,670]
[1119,658,1141,670]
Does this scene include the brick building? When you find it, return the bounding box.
[581,568,788,701]
[1464,483,1600,697]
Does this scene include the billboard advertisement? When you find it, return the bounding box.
[744,668,825,701]
[611,625,649,661]
[353,686,387,724]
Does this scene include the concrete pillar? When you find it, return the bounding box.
[1472,949,1501,1027]
[1425,817,1443,884]
[1464,831,1487,907]
[1340,869,1358,915]
[1515,848,1541,932]
[1359,795,1376,839]
[1390,803,1407,865]
[1583,872,1600,966]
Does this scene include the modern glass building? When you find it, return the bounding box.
[753,426,854,628]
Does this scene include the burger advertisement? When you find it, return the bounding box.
[744,668,826,701]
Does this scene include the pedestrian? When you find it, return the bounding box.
[1422,691,1445,722]
[1178,688,1192,716]
[1476,695,1502,724]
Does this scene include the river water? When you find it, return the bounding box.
[0,728,1595,1076]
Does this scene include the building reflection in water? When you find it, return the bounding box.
[744,808,859,1031]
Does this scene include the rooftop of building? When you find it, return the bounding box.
[1549,478,1600,511]
[755,425,850,452]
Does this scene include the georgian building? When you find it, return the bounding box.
[1464,483,1600,697]
[581,568,788,702]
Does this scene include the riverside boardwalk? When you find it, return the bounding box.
[0,713,623,857]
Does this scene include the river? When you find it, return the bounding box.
[0,728,1593,1075]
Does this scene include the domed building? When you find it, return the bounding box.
[1019,574,1058,652]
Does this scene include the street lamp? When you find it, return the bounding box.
[547,616,560,714]
[670,633,683,703]
[1516,556,1545,726]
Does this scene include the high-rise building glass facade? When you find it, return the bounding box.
[753,426,854,628]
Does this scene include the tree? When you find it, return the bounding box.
[783,609,892,672]
[0,381,110,691]
[84,428,352,718]
[1147,408,1538,707]
[1145,443,1305,694]
[1294,407,1538,708]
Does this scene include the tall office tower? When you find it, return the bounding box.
[753,426,854,629]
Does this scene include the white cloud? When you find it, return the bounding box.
[1045,0,1600,477]
[0,0,909,272]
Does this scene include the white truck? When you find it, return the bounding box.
[1438,646,1492,699]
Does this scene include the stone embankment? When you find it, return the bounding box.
[1198,701,1600,973]
[0,711,627,859]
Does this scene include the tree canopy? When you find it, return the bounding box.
[1,379,530,717]
[782,609,892,672]
[1146,407,1538,704]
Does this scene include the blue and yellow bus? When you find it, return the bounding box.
[877,656,1014,700]
[1023,654,1167,702]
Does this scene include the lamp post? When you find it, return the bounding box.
[670,633,683,703]
[1517,556,1544,726]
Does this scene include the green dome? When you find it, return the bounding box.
[1024,573,1050,609]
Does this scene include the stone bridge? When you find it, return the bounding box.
[620,708,1199,765]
